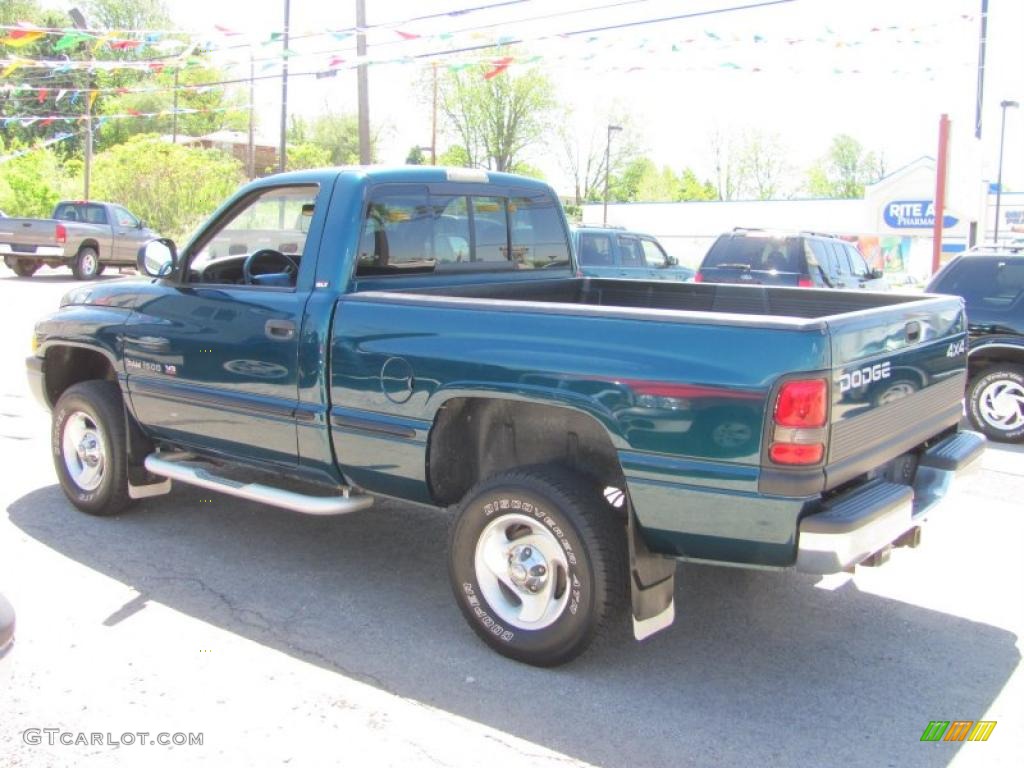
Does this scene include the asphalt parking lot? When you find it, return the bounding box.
[1,267,1021,767]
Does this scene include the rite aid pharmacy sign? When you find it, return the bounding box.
[884,200,959,229]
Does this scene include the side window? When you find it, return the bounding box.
[81,204,108,225]
[189,185,318,286]
[640,239,668,267]
[846,244,870,277]
[618,236,644,268]
[509,193,570,268]
[113,206,138,228]
[471,196,508,262]
[577,233,613,266]
[826,242,848,275]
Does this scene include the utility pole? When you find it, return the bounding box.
[430,62,437,165]
[994,100,1020,243]
[248,47,255,178]
[171,68,179,143]
[931,114,950,275]
[279,0,291,173]
[602,125,622,226]
[357,0,370,164]
[83,99,92,200]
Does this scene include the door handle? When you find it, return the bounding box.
[905,321,921,342]
[265,319,296,340]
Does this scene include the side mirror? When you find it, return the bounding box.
[665,255,678,267]
[137,219,146,229]
[138,238,178,277]
[869,268,884,280]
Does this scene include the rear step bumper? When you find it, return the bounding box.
[796,430,985,574]
[143,454,374,516]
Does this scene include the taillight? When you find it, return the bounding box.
[694,271,704,282]
[55,223,66,244]
[797,275,813,287]
[769,378,827,465]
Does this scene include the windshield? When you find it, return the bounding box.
[703,234,804,272]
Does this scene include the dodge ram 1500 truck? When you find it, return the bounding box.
[1,200,156,279]
[27,167,984,666]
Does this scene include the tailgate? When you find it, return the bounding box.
[824,294,967,488]
[0,219,58,250]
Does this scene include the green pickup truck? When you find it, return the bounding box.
[27,167,984,666]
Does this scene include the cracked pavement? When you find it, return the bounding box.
[1,269,1022,767]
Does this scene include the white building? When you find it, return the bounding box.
[581,157,1021,280]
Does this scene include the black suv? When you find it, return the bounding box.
[927,245,1024,442]
[696,227,888,290]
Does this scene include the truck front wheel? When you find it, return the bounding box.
[72,247,101,280]
[52,381,132,515]
[448,466,625,666]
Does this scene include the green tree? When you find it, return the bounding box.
[735,129,790,200]
[557,110,640,204]
[636,164,681,202]
[0,142,68,217]
[80,0,170,29]
[87,135,244,239]
[286,142,331,171]
[406,146,425,165]
[678,168,717,201]
[438,57,556,172]
[288,111,369,165]
[806,134,885,199]
[438,145,471,167]
[609,157,655,202]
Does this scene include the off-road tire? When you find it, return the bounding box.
[448,465,626,666]
[52,380,132,515]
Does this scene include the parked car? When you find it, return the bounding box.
[573,226,694,281]
[926,244,1024,442]
[696,227,888,290]
[0,200,157,279]
[28,167,982,667]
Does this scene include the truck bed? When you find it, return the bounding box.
[388,276,941,325]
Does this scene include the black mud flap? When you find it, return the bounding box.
[124,401,171,499]
[628,508,677,641]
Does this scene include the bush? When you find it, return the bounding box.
[0,144,68,218]
[87,135,245,240]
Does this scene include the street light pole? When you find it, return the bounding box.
[279,0,291,173]
[994,99,1019,243]
[602,124,622,226]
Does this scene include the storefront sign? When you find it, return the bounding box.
[884,200,958,229]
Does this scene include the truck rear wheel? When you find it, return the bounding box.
[72,247,100,280]
[52,381,132,516]
[11,260,39,278]
[967,364,1024,442]
[448,466,626,666]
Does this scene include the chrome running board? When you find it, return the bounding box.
[143,453,374,516]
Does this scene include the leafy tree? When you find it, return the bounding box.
[678,168,717,201]
[96,65,249,151]
[609,157,655,202]
[438,57,555,172]
[288,111,370,165]
[438,145,471,167]
[636,164,681,202]
[286,142,331,171]
[406,146,425,165]
[0,142,68,217]
[734,129,790,200]
[806,134,885,199]
[87,135,244,240]
[80,0,170,29]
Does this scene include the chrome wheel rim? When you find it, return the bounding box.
[81,251,97,276]
[978,378,1024,431]
[61,410,106,491]
[474,512,570,630]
